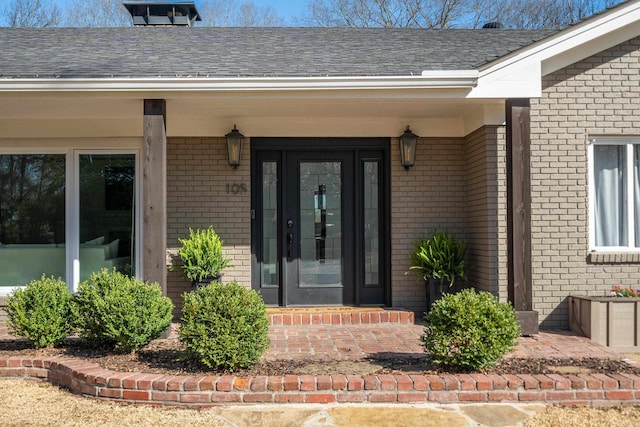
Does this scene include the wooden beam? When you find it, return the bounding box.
[143,99,167,294]
[506,98,538,335]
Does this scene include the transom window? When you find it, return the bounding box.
[589,138,640,250]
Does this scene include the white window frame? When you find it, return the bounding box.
[588,136,640,252]
[0,141,142,295]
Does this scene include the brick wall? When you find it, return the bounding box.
[531,37,640,328]
[391,137,467,312]
[166,137,251,315]
[165,133,503,317]
[463,126,507,298]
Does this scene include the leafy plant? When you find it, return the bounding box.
[422,288,520,371]
[610,285,640,297]
[5,275,74,348]
[179,281,270,371]
[173,227,231,283]
[408,230,467,290]
[73,269,173,353]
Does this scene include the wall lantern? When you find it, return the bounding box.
[399,125,418,170]
[225,124,244,169]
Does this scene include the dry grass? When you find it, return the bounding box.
[0,379,227,427]
[524,405,640,427]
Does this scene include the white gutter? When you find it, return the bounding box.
[0,73,479,92]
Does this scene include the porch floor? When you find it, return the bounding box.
[264,321,622,362]
[0,313,622,362]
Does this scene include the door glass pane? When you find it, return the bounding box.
[262,161,278,286]
[0,155,66,286]
[299,162,342,287]
[79,154,135,281]
[364,161,379,285]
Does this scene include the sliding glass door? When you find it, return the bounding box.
[78,153,136,282]
[0,150,139,292]
[0,154,66,286]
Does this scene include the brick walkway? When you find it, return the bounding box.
[1,318,636,407]
[0,320,623,362]
[266,324,622,361]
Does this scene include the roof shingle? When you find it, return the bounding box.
[0,27,555,79]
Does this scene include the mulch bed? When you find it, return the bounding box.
[2,337,639,377]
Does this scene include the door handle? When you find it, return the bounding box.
[287,232,294,259]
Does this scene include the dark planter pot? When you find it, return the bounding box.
[425,278,465,310]
[191,274,221,291]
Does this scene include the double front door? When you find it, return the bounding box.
[251,139,389,306]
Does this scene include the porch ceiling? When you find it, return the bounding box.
[0,92,505,139]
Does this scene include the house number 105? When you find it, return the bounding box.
[226,183,247,195]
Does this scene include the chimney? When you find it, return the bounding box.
[123,1,201,26]
[482,22,505,29]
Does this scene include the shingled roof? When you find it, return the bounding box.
[0,27,555,79]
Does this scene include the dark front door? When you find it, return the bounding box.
[284,151,354,305]
[251,139,389,307]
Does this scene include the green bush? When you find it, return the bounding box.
[422,288,520,371]
[408,230,467,289]
[173,227,231,283]
[73,269,174,353]
[179,281,270,371]
[5,275,74,348]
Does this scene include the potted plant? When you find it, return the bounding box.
[173,227,231,290]
[408,230,467,308]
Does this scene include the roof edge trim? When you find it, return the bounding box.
[0,74,479,92]
[477,0,640,78]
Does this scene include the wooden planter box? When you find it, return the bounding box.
[568,295,640,352]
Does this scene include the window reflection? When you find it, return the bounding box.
[0,155,66,285]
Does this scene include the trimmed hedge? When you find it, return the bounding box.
[73,269,173,353]
[179,281,270,371]
[422,288,520,371]
[5,275,74,348]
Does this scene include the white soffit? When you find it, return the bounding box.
[467,0,640,99]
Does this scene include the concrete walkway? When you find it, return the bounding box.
[206,402,548,426]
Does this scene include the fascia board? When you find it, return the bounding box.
[0,74,478,93]
[466,0,640,99]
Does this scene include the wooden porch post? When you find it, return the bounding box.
[143,99,167,295]
[506,99,539,335]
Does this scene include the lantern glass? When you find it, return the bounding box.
[399,126,417,170]
[225,125,244,168]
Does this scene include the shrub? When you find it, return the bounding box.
[179,281,270,371]
[408,230,467,290]
[5,275,74,348]
[422,288,520,371]
[74,269,174,353]
[173,227,231,283]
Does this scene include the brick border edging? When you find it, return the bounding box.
[2,356,639,407]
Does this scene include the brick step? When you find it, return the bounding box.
[266,308,415,325]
